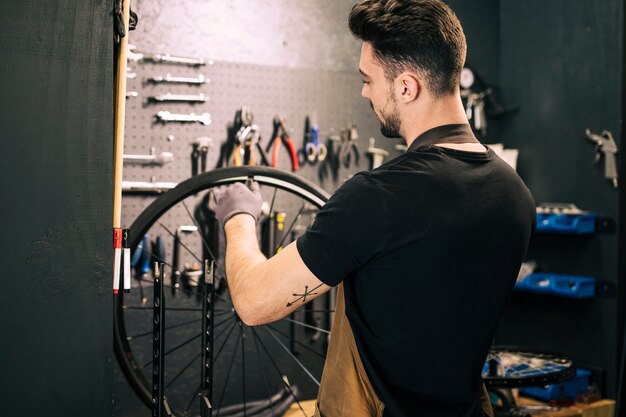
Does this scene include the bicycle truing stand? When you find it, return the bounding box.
[152,260,216,417]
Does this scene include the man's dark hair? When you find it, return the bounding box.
[349,0,466,98]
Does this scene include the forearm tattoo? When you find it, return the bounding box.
[286,284,323,307]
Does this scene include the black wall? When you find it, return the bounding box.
[495,0,623,398]
[449,0,624,400]
[0,1,114,415]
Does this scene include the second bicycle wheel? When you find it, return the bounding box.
[482,346,576,388]
[114,166,333,417]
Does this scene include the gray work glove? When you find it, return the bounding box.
[214,181,262,225]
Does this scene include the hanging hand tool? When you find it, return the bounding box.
[148,93,206,104]
[318,132,341,184]
[156,111,212,126]
[146,73,208,85]
[200,139,211,173]
[267,116,299,171]
[233,125,261,166]
[172,226,198,296]
[585,129,619,188]
[131,234,151,304]
[146,53,212,66]
[191,143,200,176]
[127,44,212,67]
[230,107,269,166]
[122,180,178,194]
[366,138,389,170]
[124,147,174,166]
[191,137,213,175]
[463,90,487,136]
[460,65,509,139]
[301,114,327,164]
[338,124,360,168]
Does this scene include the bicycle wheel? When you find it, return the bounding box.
[114,166,332,416]
[483,346,576,388]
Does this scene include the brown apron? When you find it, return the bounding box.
[315,283,385,417]
[314,284,494,417]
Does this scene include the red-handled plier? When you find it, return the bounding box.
[266,116,299,172]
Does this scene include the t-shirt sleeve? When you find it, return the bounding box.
[296,173,385,286]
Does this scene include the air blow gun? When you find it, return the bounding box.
[585,129,619,188]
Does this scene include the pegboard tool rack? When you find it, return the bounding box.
[122,57,395,230]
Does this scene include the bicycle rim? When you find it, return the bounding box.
[114,166,331,416]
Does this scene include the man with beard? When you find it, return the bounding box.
[214,1,536,416]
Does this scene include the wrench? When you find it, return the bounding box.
[146,74,208,85]
[127,44,213,66]
[148,93,206,103]
[146,53,212,66]
[156,111,212,126]
[124,148,174,165]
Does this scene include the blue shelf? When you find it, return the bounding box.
[535,212,596,234]
[515,273,596,299]
[520,368,591,401]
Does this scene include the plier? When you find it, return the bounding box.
[339,124,360,168]
[230,107,269,167]
[301,115,327,164]
[267,116,299,171]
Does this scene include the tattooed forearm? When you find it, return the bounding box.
[286,284,324,307]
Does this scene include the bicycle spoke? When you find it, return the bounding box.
[142,332,201,369]
[128,318,203,340]
[213,320,239,363]
[183,383,202,416]
[135,275,232,305]
[158,221,204,266]
[175,319,238,408]
[156,222,208,296]
[283,318,330,334]
[264,326,320,386]
[141,316,233,369]
[131,252,201,296]
[124,306,202,312]
[123,302,230,314]
[165,351,202,390]
[216,327,242,416]
[135,276,199,298]
[250,328,308,417]
[252,328,276,417]
[268,187,278,215]
[181,200,228,281]
[267,324,326,359]
[275,202,305,252]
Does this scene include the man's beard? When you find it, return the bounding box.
[370,100,401,138]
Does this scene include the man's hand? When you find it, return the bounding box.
[215,181,262,226]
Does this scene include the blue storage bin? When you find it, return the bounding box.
[535,213,596,234]
[515,273,595,299]
[519,368,590,401]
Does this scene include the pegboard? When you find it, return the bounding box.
[121,57,403,230]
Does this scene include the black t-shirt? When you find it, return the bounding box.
[297,124,536,417]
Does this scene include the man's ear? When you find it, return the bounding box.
[396,72,420,103]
